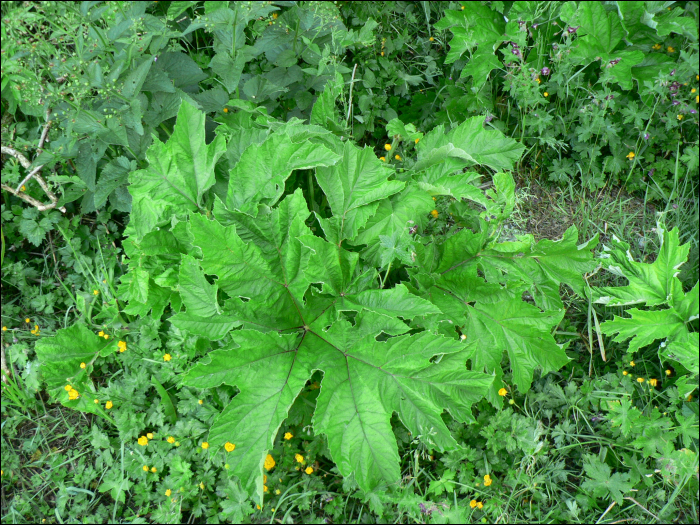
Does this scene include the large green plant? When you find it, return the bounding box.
[36,99,602,502]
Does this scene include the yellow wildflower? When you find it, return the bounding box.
[165,489,172,497]
[384,143,391,151]
[677,115,683,120]
[147,433,154,439]
[461,5,465,9]
[93,290,99,295]
[543,92,548,97]
[536,78,541,84]
[138,436,148,446]
[21,185,26,191]
[688,395,693,401]
[630,360,635,366]
[696,95,699,103]
[103,334,109,339]
[305,466,314,474]
[470,500,477,508]
[263,485,268,492]
[151,467,157,473]
[652,43,662,50]
[498,388,507,397]
[198,399,203,405]
[295,453,305,464]
[667,46,674,52]
[167,436,175,444]
[201,441,209,450]
[379,156,386,162]
[415,138,419,143]
[623,370,628,376]
[430,209,438,218]
[256,505,261,510]
[460,334,467,340]
[225,442,235,452]
[199,481,205,490]
[118,340,127,353]
[284,432,293,440]
[264,475,267,483]
[80,362,86,369]
[143,465,149,472]
[275,489,281,495]
[1,326,6,331]
[223,107,229,113]
[484,474,492,486]
[264,454,276,470]
[105,401,113,409]
[25,318,30,323]
[692,88,697,93]
[94,399,99,404]
[429,37,434,42]
[65,385,72,391]
[649,378,658,387]
[98,331,104,337]
[637,377,645,383]
[665,369,672,376]
[273,13,278,19]
[68,389,79,400]
[477,502,484,509]
[163,353,171,362]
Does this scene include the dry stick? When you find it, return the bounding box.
[1,111,66,213]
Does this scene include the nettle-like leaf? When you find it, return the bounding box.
[593,223,699,378]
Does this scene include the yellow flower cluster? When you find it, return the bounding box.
[295,453,305,464]
[484,474,492,486]
[118,340,127,353]
[97,330,109,339]
[64,384,80,400]
[430,210,439,218]
[264,454,276,470]
[470,500,484,509]
[30,324,40,335]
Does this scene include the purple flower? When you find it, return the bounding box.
[552,43,558,50]
[605,94,614,100]
[541,66,550,76]
[567,26,579,34]
[672,100,680,105]
[484,114,494,123]
[648,168,655,177]
[670,69,676,76]
[419,503,429,515]
[643,132,650,140]
[690,109,698,114]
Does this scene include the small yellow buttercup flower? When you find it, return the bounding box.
[198,399,203,405]
[461,5,465,9]
[430,209,438,218]
[223,107,229,113]
[118,340,127,353]
[93,290,99,295]
[677,114,683,120]
[273,12,278,19]
[201,441,209,450]
[1,326,6,331]
[264,475,267,483]
[460,334,466,340]
[256,505,261,510]
[429,37,434,42]
[379,156,386,162]
[667,46,674,52]
[138,436,149,446]
[94,399,99,404]
[384,143,391,151]
[199,481,205,490]
[649,378,658,387]
[105,401,113,409]
[484,474,492,486]
[163,353,172,362]
[21,185,26,191]
[65,385,72,391]
[305,466,314,474]
[415,138,419,143]
[477,502,483,509]
[284,432,293,440]
[380,51,384,56]
[536,78,541,84]
[623,370,628,376]
[395,154,401,160]
[696,95,699,103]
[498,388,507,396]
[225,442,236,452]
[143,465,149,472]
[167,436,175,444]
[630,360,635,366]
[652,43,662,50]
[470,500,477,508]
[68,389,79,400]
[98,331,104,337]
[295,453,305,464]
[80,362,86,369]
[151,467,157,473]
[665,369,672,376]
[275,489,281,495]
[637,377,645,383]
[543,92,548,97]
[25,318,30,323]
[103,334,109,339]
[147,433,154,439]
[264,454,276,470]
[165,489,172,497]
[692,88,697,93]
